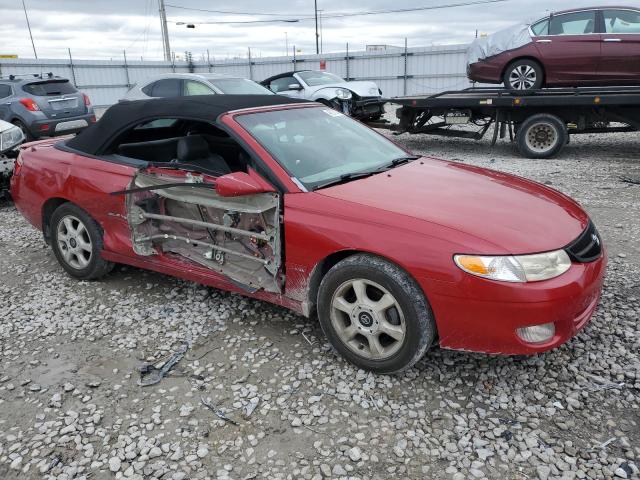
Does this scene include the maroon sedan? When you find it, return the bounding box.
[468,6,640,90]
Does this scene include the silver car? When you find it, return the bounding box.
[123,73,274,100]
[0,119,25,199]
[260,70,385,120]
[0,73,95,140]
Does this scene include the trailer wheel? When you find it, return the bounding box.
[516,114,567,159]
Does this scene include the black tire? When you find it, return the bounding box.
[503,59,544,92]
[12,119,34,141]
[317,254,436,374]
[50,203,114,280]
[516,113,567,159]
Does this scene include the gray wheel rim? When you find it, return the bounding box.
[509,65,537,90]
[525,122,558,154]
[57,215,93,269]
[330,278,406,360]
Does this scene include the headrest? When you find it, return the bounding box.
[177,136,209,162]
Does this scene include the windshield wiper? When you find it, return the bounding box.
[313,171,378,190]
[312,156,420,191]
[377,155,421,170]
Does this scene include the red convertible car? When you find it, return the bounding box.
[10,95,606,373]
[468,6,640,90]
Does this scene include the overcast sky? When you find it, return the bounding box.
[0,0,629,60]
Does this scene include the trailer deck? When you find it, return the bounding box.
[371,86,640,158]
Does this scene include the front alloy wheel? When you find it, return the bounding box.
[330,278,406,360]
[318,254,436,373]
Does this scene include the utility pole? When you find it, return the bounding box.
[314,0,319,54]
[22,0,37,59]
[158,0,171,61]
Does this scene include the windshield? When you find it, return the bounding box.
[297,71,345,86]
[208,78,273,95]
[235,107,410,190]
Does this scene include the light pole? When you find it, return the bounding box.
[285,32,289,57]
[21,0,37,59]
[314,0,319,54]
[158,0,172,61]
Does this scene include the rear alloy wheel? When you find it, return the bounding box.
[504,60,543,91]
[317,254,436,373]
[50,203,114,280]
[516,113,568,159]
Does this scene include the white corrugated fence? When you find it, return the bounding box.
[0,44,472,107]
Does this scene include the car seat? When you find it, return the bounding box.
[176,136,232,176]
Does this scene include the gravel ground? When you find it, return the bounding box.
[1,126,639,480]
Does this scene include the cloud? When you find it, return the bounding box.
[0,0,629,60]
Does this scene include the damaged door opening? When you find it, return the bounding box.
[126,171,282,293]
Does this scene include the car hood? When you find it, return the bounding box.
[307,81,381,98]
[317,158,589,254]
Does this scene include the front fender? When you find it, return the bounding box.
[310,87,345,102]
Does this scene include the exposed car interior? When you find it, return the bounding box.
[108,118,251,176]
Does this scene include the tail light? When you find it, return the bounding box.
[38,124,50,132]
[19,98,40,111]
[83,93,91,106]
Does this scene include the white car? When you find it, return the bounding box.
[0,119,26,199]
[122,73,274,101]
[260,70,385,120]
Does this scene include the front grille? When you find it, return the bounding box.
[564,221,602,263]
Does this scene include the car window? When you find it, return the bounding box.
[134,118,179,130]
[236,107,409,190]
[22,80,77,96]
[269,76,300,93]
[0,84,11,99]
[149,79,182,97]
[549,11,596,35]
[184,80,216,96]
[208,78,273,95]
[531,18,549,36]
[604,9,640,33]
[297,71,344,86]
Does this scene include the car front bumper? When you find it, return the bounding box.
[351,97,385,119]
[30,112,96,138]
[422,252,607,355]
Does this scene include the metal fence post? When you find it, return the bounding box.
[123,50,131,88]
[403,38,408,96]
[67,48,77,85]
[346,43,349,80]
[248,47,253,80]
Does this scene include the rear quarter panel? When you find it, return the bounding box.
[11,142,137,254]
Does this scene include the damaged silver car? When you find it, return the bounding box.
[0,119,25,199]
[260,70,385,121]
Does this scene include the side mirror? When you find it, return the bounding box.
[215,171,276,197]
[288,83,303,90]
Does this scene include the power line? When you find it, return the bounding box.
[165,4,305,17]
[166,0,508,21]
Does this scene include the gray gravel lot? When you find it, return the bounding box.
[1,127,639,480]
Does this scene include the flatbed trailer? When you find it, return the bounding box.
[371,86,640,158]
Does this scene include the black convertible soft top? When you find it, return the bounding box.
[66,94,308,155]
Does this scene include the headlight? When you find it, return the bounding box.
[0,125,25,153]
[335,88,352,100]
[454,249,571,283]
